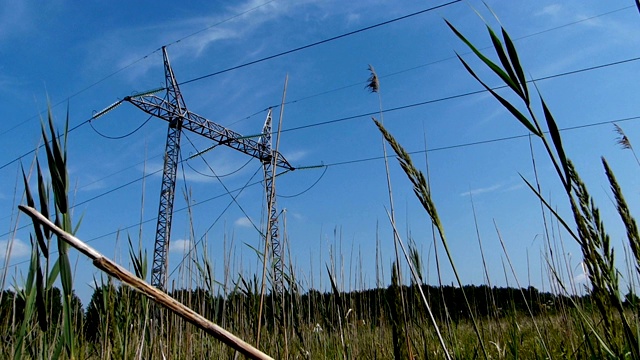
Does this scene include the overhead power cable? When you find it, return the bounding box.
[253,5,635,114]
[321,115,640,168]
[3,111,638,245]
[0,0,279,139]
[177,1,463,86]
[0,164,281,272]
[2,2,632,148]
[1,52,638,177]
[2,113,638,273]
[185,157,253,178]
[183,132,263,234]
[89,114,154,140]
[167,164,264,280]
[279,55,640,134]
[277,165,328,198]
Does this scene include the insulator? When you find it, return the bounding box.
[236,133,263,140]
[92,100,123,119]
[130,87,165,99]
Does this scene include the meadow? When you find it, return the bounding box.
[2,7,640,360]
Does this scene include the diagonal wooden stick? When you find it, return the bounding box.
[19,205,274,360]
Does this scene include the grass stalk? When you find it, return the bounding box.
[384,207,452,359]
[374,119,489,358]
[367,63,415,359]
[20,205,275,360]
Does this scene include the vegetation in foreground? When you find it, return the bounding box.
[3,6,640,359]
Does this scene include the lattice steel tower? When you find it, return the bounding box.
[94,47,294,290]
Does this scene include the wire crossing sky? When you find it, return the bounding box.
[1,1,639,305]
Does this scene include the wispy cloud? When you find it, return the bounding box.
[86,0,320,82]
[281,150,307,163]
[0,238,30,261]
[169,238,192,254]
[460,184,502,197]
[234,216,254,228]
[535,4,563,17]
[77,174,109,192]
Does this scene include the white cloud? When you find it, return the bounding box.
[169,239,192,254]
[503,183,524,192]
[0,238,30,261]
[346,13,361,26]
[87,0,318,81]
[535,4,562,17]
[282,150,307,163]
[288,211,304,221]
[460,184,501,197]
[234,216,253,228]
[77,175,108,192]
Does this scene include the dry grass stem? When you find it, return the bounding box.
[18,205,275,360]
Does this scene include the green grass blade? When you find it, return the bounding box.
[456,54,541,137]
[445,20,522,99]
[502,28,529,103]
[35,244,48,332]
[40,125,66,213]
[22,165,48,258]
[486,25,524,99]
[14,239,39,360]
[47,258,60,290]
[540,96,570,191]
[36,159,51,242]
[546,257,616,357]
[520,174,580,242]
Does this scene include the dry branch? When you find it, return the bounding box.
[18,205,274,360]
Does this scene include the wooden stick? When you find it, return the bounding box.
[18,205,274,360]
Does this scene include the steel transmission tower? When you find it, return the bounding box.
[97,47,294,290]
[259,109,283,291]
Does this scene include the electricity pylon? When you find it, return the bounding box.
[93,46,294,291]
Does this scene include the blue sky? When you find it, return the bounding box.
[1,0,640,305]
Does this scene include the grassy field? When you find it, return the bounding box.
[3,8,640,360]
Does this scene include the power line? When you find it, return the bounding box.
[1,51,638,185]
[89,114,153,140]
[177,1,463,86]
[233,5,636,119]
[1,52,638,212]
[279,55,640,134]
[1,3,635,174]
[164,0,278,50]
[1,0,462,144]
[166,164,264,280]
[322,115,640,168]
[0,1,461,173]
[185,156,253,178]
[182,132,263,234]
[2,113,638,273]
[0,0,280,139]
[1,5,638,249]
[277,165,328,198]
[0,164,282,272]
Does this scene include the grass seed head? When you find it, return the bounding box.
[366,64,380,93]
[614,123,632,150]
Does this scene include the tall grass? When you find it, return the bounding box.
[446,8,640,358]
